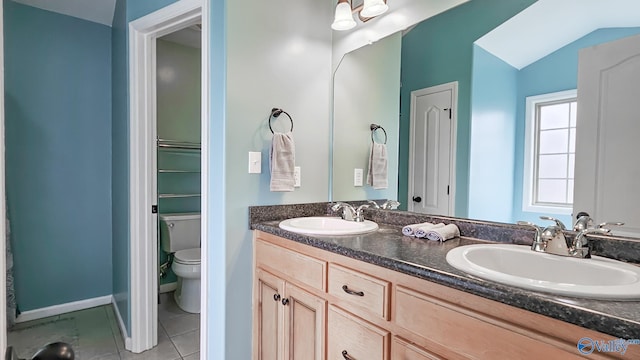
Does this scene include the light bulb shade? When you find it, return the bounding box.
[331,2,356,31]
[360,0,388,18]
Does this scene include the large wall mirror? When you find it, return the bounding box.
[331,0,640,234]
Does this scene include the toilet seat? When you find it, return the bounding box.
[174,248,201,265]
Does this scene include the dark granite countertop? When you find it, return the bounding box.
[250,206,640,340]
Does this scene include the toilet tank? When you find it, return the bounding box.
[159,213,201,253]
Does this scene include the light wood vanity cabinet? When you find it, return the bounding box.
[253,231,639,359]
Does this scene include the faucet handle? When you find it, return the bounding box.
[518,221,544,252]
[540,216,567,230]
[517,220,539,229]
[597,221,624,233]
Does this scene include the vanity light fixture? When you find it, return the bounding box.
[332,0,389,31]
[360,0,389,18]
[331,0,357,31]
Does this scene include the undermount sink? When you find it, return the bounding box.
[446,244,640,300]
[279,216,378,235]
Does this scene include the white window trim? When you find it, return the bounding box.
[522,89,576,215]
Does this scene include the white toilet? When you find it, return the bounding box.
[159,212,201,313]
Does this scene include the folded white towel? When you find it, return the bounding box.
[425,224,460,242]
[402,222,443,237]
[414,223,445,238]
[402,222,428,236]
[269,132,295,192]
[366,143,388,189]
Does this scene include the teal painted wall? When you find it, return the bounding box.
[399,0,536,215]
[4,1,113,310]
[468,45,517,223]
[512,27,640,226]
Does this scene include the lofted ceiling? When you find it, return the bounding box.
[475,0,640,70]
[11,0,116,26]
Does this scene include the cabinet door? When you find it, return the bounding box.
[254,269,285,360]
[282,283,326,360]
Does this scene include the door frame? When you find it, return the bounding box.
[129,0,204,353]
[0,1,7,353]
[407,81,458,215]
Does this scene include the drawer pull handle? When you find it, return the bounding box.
[342,350,355,359]
[282,298,290,306]
[342,285,364,297]
[273,293,281,302]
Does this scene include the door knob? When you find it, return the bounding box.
[412,196,422,203]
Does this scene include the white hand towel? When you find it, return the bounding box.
[269,132,295,192]
[425,224,460,242]
[414,223,446,238]
[366,143,388,189]
[402,222,443,237]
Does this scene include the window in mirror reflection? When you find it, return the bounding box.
[523,90,576,215]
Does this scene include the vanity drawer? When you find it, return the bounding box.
[255,240,326,291]
[392,337,444,360]
[328,263,390,319]
[327,305,389,360]
[394,286,584,359]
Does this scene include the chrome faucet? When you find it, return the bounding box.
[519,216,571,255]
[519,215,624,258]
[573,212,593,232]
[381,200,400,210]
[331,202,370,222]
[518,216,571,256]
[572,221,624,258]
[367,200,401,210]
[538,216,571,256]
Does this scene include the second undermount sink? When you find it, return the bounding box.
[279,216,378,236]
[446,244,640,300]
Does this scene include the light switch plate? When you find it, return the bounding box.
[248,151,261,173]
[354,168,363,186]
[294,166,301,187]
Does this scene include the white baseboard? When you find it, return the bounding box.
[159,282,177,293]
[16,295,112,323]
[111,296,132,350]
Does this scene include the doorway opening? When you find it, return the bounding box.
[128,0,205,354]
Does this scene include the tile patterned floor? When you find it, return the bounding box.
[8,292,200,360]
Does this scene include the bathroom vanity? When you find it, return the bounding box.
[250,205,640,359]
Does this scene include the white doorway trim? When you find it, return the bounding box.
[407,81,458,215]
[128,0,203,353]
[0,1,7,354]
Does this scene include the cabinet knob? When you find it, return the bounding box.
[281,298,289,306]
[273,293,280,302]
[342,285,364,297]
[342,350,355,360]
[412,196,422,203]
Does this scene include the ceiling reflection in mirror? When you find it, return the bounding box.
[330,0,640,234]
